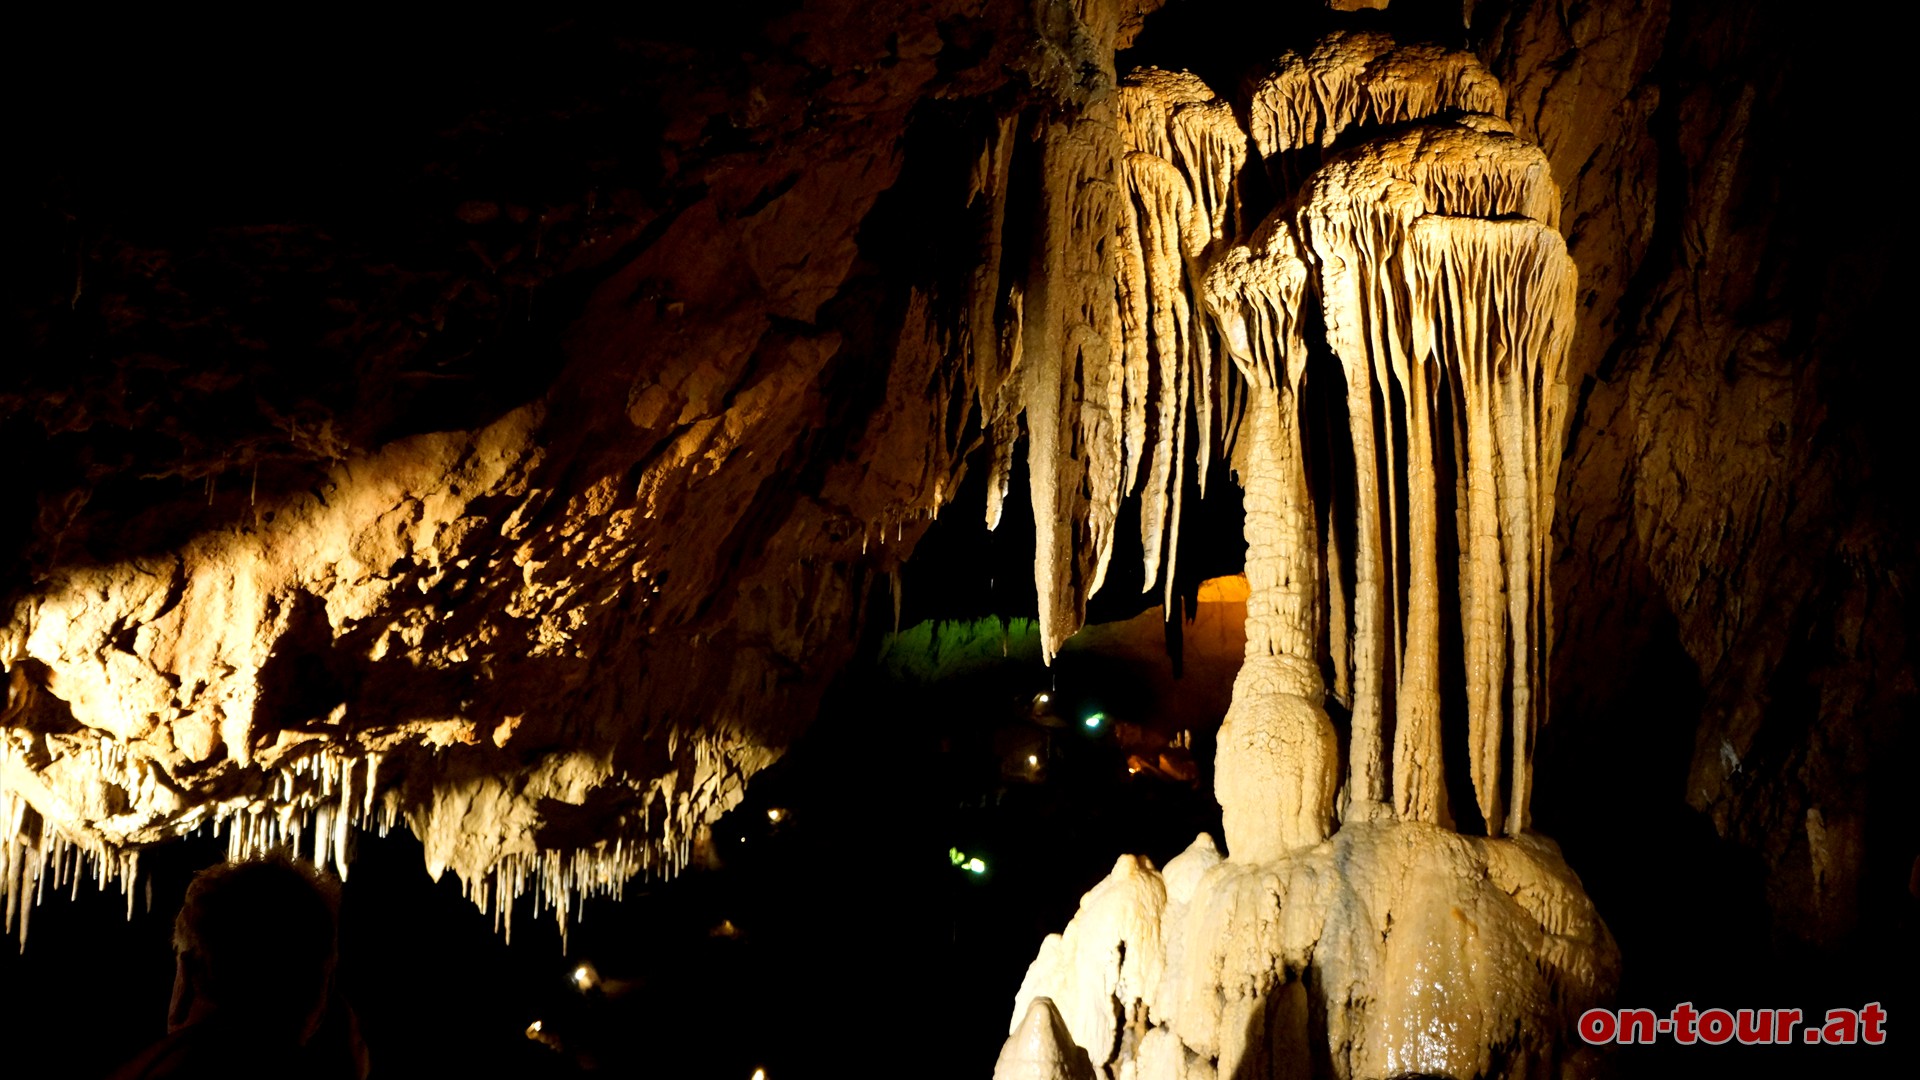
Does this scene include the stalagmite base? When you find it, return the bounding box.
[1010,825,1616,1080]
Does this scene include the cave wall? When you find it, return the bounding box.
[1479,0,1912,949]
[4,0,1072,917]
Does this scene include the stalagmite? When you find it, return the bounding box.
[1008,855,1166,1067]
[1009,825,1616,1080]
[993,997,1097,1080]
[1204,219,1337,859]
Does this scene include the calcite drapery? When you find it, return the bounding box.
[975,54,1250,660]
[997,24,1603,1080]
[975,26,1573,845]
[1289,117,1573,834]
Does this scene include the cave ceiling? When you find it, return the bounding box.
[2,0,1909,960]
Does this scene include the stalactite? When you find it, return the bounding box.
[1296,143,1423,821]
[1325,469,1352,710]
[1405,215,1572,834]
[1,728,699,944]
[975,61,1250,657]
[973,114,1027,537]
[1124,151,1195,598]
[968,114,1019,407]
[1113,69,1248,616]
[1024,100,1122,659]
[1292,120,1568,830]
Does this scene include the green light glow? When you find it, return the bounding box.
[965,857,987,874]
[1083,712,1106,729]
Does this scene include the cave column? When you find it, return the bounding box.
[1216,369,1338,861]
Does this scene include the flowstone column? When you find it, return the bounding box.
[1214,392,1337,861]
[1209,220,1335,862]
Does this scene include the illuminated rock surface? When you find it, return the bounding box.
[996,997,1099,1080]
[1000,20,1607,1077]
[4,0,1116,937]
[1011,825,1614,1079]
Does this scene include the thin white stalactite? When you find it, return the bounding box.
[1129,151,1193,597]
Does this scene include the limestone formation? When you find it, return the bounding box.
[1191,100,1574,851]
[1245,31,1504,174]
[1115,69,1248,613]
[1009,825,1616,1080]
[999,24,1600,1078]
[0,404,792,944]
[975,55,1249,659]
[995,997,1099,1080]
[1289,119,1572,834]
[10,4,1899,1074]
[1010,855,1167,1068]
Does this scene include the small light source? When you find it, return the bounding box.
[752,1069,768,1080]
[572,964,598,991]
[1027,754,1038,766]
[965,857,987,874]
[1083,712,1106,729]
[1036,692,1051,704]
[526,1020,544,1037]
[766,807,785,823]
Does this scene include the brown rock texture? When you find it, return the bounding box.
[4,0,1170,928]
[1479,0,1912,952]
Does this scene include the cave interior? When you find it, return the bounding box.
[1,1,1914,1078]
